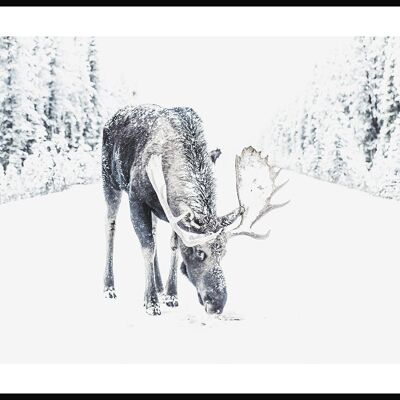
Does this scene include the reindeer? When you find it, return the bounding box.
[102,104,289,316]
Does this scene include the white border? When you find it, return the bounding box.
[1,364,400,393]
[1,5,400,394]
[0,6,400,37]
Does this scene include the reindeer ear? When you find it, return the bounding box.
[180,262,188,277]
[210,148,222,164]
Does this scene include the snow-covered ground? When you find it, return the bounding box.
[1,168,400,363]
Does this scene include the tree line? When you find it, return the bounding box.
[267,37,400,200]
[0,37,129,203]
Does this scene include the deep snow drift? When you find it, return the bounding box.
[1,169,400,363]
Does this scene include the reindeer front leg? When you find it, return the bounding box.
[103,182,122,299]
[164,232,179,308]
[129,197,161,316]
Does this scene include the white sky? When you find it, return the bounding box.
[97,37,351,152]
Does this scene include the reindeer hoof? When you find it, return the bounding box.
[145,303,161,316]
[144,296,161,316]
[104,288,117,299]
[164,295,179,308]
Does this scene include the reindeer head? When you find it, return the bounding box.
[178,230,229,314]
[146,146,289,315]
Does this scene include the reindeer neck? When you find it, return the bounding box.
[163,147,217,228]
[154,107,218,229]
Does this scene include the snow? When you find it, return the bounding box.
[1,169,400,363]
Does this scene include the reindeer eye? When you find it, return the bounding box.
[195,249,207,261]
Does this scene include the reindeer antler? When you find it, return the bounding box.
[226,146,290,240]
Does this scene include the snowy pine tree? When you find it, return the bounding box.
[349,37,386,170]
[84,37,103,151]
[0,36,21,171]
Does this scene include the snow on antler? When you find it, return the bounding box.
[227,146,290,240]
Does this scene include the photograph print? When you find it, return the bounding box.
[0,36,400,364]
